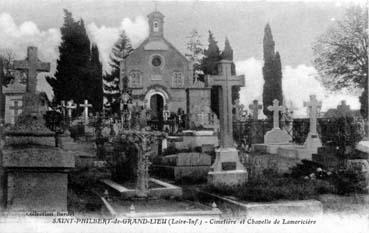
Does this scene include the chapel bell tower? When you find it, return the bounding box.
[148,11,165,38]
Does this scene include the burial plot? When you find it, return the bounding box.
[205,60,248,187]
[0,47,75,212]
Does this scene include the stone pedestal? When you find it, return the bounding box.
[264,128,291,145]
[304,132,322,154]
[2,146,74,211]
[207,148,247,187]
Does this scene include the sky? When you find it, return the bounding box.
[0,0,366,117]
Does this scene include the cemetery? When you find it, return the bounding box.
[0,5,368,221]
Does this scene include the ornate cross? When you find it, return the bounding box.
[267,99,285,129]
[205,60,245,148]
[9,100,22,123]
[80,100,92,125]
[304,95,322,135]
[66,100,77,118]
[249,99,262,120]
[13,47,50,94]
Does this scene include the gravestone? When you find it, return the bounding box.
[249,99,262,120]
[303,95,322,154]
[1,47,74,211]
[205,60,248,187]
[80,99,92,125]
[264,99,291,144]
[66,100,77,119]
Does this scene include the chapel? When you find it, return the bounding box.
[121,10,215,128]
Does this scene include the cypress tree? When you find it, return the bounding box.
[201,31,221,116]
[89,44,103,112]
[262,24,283,119]
[103,30,133,113]
[47,9,95,112]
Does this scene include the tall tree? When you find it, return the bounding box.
[262,23,283,119]
[89,44,103,112]
[103,30,133,113]
[201,31,221,116]
[47,9,95,112]
[220,37,239,102]
[313,6,368,119]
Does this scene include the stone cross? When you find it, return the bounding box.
[13,47,50,94]
[267,99,285,129]
[66,100,77,118]
[232,99,244,121]
[80,100,92,125]
[58,100,66,118]
[337,100,351,117]
[205,60,245,148]
[304,95,322,135]
[249,99,262,120]
[163,105,170,121]
[198,111,208,126]
[10,100,22,123]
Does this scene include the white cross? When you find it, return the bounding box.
[267,99,285,129]
[304,95,322,135]
[66,100,77,118]
[80,100,92,125]
[58,100,66,117]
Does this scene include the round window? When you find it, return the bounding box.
[151,56,162,67]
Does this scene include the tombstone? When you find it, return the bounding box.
[303,95,322,154]
[205,60,248,187]
[264,99,291,144]
[80,100,92,125]
[249,99,262,120]
[1,47,74,211]
[66,100,77,119]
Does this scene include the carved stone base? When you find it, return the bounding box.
[304,132,322,154]
[264,128,292,144]
[207,147,248,187]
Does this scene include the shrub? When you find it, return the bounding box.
[332,169,368,195]
[206,172,335,202]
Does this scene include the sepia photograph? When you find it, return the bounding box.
[0,0,368,232]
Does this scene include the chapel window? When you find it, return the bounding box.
[172,72,184,88]
[129,71,142,88]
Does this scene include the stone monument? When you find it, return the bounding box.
[205,60,248,187]
[264,99,291,144]
[0,47,74,211]
[303,95,322,154]
[249,99,262,120]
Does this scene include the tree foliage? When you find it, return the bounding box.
[313,6,368,118]
[200,31,239,116]
[262,23,283,119]
[103,30,133,114]
[47,9,103,113]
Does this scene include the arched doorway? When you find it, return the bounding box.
[150,94,164,121]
